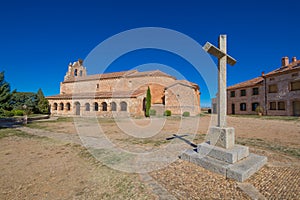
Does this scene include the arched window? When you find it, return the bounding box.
[79,70,83,76]
[85,103,90,111]
[120,101,127,111]
[53,103,58,110]
[75,102,80,115]
[74,69,78,76]
[101,102,107,111]
[111,102,116,111]
[94,102,99,111]
[59,102,64,110]
[66,103,71,111]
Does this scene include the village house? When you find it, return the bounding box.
[223,56,300,116]
[47,60,201,117]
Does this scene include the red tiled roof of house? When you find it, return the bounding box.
[227,77,264,90]
[47,90,146,100]
[265,60,300,77]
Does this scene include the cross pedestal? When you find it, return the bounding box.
[180,35,267,182]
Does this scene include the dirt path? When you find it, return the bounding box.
[1,116,299,199]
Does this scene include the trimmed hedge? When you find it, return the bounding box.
[149,109,156,116]
[182,111,190,117]
[164,110,171,116]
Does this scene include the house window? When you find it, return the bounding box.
[291,81,300,91]
[79,70,83,77]
[252,102,259,111]
[278,101,285,110]
[240,89,246,96]
[270,102,276,110]
[292,73,298,77]
[240,103,246,111]
[252,88,259,95]
[230,91,235,97]
[96,84,99,89]
[268,84,278,93]
[74,69,78,76]
[269,77,275,81]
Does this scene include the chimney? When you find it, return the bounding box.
[292,57,297,63]
[261,71,265,77]
[281,56,289,67]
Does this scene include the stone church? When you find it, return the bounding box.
[47,59,201,117]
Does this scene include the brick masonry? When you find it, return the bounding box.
[47,60,201,117]
[213,57,300,116]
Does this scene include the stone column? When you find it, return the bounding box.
[218,35,227,127]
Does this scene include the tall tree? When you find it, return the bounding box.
[37,88,49,114]
[0,71,11,111]
[145,86,151,117]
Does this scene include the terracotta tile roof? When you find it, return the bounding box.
[63,70,175,83]
[265,60,300,77]
[165,80,199,90]
[47,90,146,100]
[227,76,264,90]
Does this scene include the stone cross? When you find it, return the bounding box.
[203,35,236,128]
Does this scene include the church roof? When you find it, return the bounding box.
[165,80,199,90]
[63,69,175,83]
[47,90,146,100]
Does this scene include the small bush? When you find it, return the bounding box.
[14,110,24,116]
[164,110,171,116]
[4,110,14,117]
[149,109,156,116]
[182,111,190,117]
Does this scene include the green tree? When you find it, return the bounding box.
[0,71,11,111]
[9,92,38,113]
[145,86,151,117]
[37,88,49,114]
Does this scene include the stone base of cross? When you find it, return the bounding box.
[180,35,267,182]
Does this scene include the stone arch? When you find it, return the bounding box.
[75,102,80,115]
[111,102,117,111]
[94,102,99,111]
[120,101,127,111]
[101,102,107,111]
[53,103,58,110]
[85,103,90,111]
[66,102,71,111]
[59,102,64,110]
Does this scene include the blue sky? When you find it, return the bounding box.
[0,0,299,107]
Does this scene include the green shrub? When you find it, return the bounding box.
[149,109,156,116]
[4,110,14,117]
[182,111,190,117]
[14,110,24,116]
[164,110,171,116]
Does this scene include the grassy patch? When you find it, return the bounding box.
[236,137,300,158]
[230,114,300,122]
[0,128,38,139]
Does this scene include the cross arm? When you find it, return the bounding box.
[203,42,237,66]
